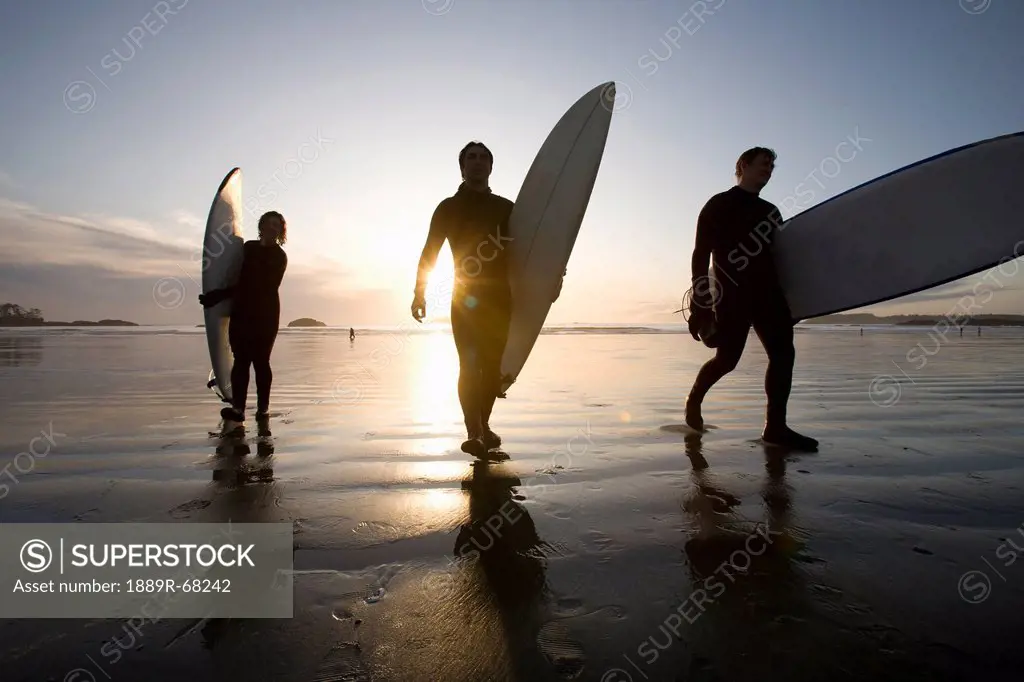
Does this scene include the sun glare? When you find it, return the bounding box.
[422,247,455,324]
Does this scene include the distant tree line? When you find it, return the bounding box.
[0,303,44,325]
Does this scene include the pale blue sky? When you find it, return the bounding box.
[1,0,1022,325]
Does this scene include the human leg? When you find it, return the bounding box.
[479,302,512,449]
[225,353,252,420]
[253,328,277,417]
[451,301,485,453]
[226,321,252,420]
[752,297,817,450]
[752,307,795,429]
[253,354,272,416]
[685,312,750,430]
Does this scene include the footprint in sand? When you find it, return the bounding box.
[552,597,586,617]
[537,620,587,679]
[168,499,211,518]
[309,642,369,682]
[330,609,363,642]
[537,604,629,678]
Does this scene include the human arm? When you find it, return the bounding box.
[273,250,288,290]
[689,198,717,309]
[412,202,448,320]
[198,286,235,308]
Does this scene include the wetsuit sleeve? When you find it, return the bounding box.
[766,203,784,245]
[414,201,448,298]
[273,250,287,289]
[691,198,717,285]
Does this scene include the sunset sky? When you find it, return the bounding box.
[1,0,1022,326]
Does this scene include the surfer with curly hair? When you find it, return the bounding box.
[411,141,519,457]
[685,148,818,451]
[200,210,288,422]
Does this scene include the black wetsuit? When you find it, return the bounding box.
[416,183,514,436]
[689,186,794,426]
[214,240,287,412]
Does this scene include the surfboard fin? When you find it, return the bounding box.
[498,373,516,398]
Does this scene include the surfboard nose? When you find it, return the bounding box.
[595,81,619,114]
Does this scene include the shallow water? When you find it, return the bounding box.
[1,326,1023,680]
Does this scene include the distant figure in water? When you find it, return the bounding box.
[412,141,562,457]
[860,326,863,336]
[200,211,288,422]
[684,147,817,451]
[349,327,355,341]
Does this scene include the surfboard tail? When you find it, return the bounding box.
[207,369,232,404]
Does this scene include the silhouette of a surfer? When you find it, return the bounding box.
[684,148,817,451]
[200,211,288,423]
[412,141,563,457]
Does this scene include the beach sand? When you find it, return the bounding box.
[1,325,1023,681]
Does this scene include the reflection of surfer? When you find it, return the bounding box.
[200,211,288,422]
[684,430,794,569]
[684,148,817,451]
[211,418,275,486]
[678,435,807,675]
[456,461,550,673]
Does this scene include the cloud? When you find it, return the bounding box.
[170,209,203,230]
[0,198,399,326]
[1,201,193,278]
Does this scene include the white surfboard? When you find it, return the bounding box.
[202,167,245,403]
[499,82,616,395]
[773,131,1024,321]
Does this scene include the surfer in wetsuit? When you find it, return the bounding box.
[200,211,288,422]
[413,141,562,457]
[684,148,818,451]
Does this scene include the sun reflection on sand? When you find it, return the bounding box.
[418,486,463,515]
[409,328,462,454]
[399,460,467,486]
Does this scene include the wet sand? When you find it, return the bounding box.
[1,325,1023,681]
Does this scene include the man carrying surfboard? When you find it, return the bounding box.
[411,141,517,458]
[685,148,818,451]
